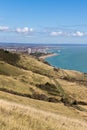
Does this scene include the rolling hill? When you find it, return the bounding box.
[0,49,87,130]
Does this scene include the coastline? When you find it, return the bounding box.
[39,53,58,60]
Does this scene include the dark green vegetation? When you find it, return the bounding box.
[30,52,45,57]
[30,52,50,58]
[0,49,20,66]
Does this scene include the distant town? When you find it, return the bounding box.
[0,43,60,56]
[0,43,50,55]
[3,46,48,54]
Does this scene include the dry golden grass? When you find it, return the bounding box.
[0,53,87,130]
[0,72,56,100]
[0,75,34,95]
[0,91,82,119]
[57,78,87,103]
[0,61,23,76]
[0,53,87,105]
[62,69,83,79]
[17,54,60,78]
[0,99,87,130]
[79,105,87,111]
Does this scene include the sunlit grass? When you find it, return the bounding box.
[0,51,87,130]
[0,99,87,130]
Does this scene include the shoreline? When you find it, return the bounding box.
[39,53,58,60]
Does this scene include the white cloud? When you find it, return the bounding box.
[50,30,87,37]
[50,31,63,36]
[72,31,85,37]
[16,27,34,33]
[0,26,9,31]
[29,28,34,32]
[0,25,87,39]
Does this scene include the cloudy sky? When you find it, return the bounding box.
[0,0,87,44]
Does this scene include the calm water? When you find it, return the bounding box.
[45,45,87,73]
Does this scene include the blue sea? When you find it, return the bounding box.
[45,45,87,73]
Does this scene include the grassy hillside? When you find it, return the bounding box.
[0,61,23,76]
[0,49,87,130]
[1,99,87,130]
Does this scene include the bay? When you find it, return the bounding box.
[45,45,87,73]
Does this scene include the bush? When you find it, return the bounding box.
[61,96,77,106]
[54,67,60,72]
[36,82,60,96]
[43,61,51,66]
[0,49,20,65]
[32,92,48,101]
[48,97,59,102]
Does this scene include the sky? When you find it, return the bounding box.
[0,0,87,44]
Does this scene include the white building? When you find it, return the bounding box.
[27,48,31,54]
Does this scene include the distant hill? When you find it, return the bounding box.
[0,49,87,130]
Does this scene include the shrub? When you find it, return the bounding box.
[54,67,60,72]
[36,82,60,96]
[32,92,48,101]
[0,49,20,65]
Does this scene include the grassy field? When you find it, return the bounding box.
[0,50,87,130]
[0,99,87,130]
[0,91,84,118]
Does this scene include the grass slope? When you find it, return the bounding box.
[0,61,23,76]
[0,99,87,130]
[0,49,87,129]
